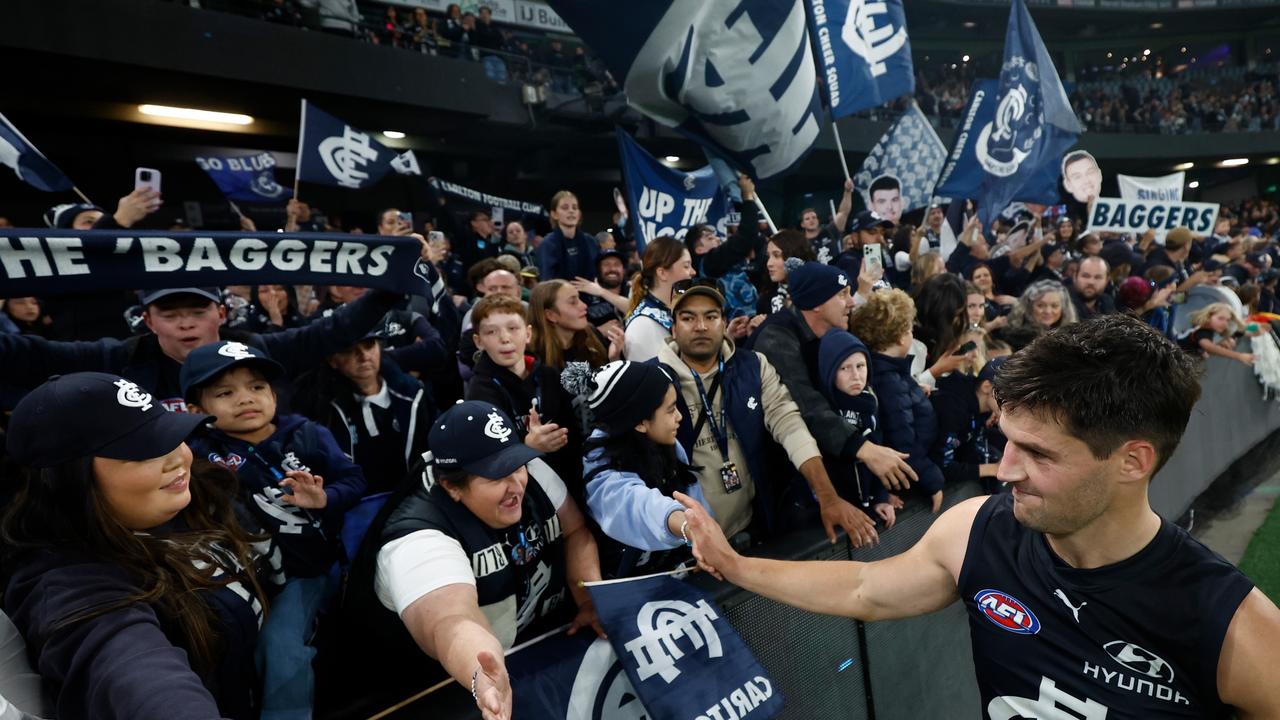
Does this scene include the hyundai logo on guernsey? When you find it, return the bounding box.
[975,589,1041,634]
[1103,641,1175,684]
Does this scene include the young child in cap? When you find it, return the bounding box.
[181,340,367,720]
[849,289,946,513]
[563,360,714,578]
[818,330,896,529]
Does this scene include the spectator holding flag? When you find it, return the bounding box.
[799,179,854,264]
[539,191,599,282]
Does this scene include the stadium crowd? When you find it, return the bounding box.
[0,165,1278,719]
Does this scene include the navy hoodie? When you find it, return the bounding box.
[187,414,366,577]
[866,351,945,497]
[928,372,1003,490]
[817,331,888,509]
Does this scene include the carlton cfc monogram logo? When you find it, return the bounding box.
[484,411,513,443]
[218,342,255,360]
[624,599,723,683]
[113,378,154,412]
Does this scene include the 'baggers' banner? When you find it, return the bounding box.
[618,128,730,252]
[1084,198,1220,237]
[0,230,432,298]
[587,574,783,720]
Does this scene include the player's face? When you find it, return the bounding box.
[871,189,903,224]
[1064,158,1102,205]
[996,407,1114,535]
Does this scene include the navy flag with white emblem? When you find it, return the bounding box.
[587,574,783,720]
[549,1,823,180]
[195,152,292,203]
[295,100,421,190]
[617,128,731,253]
[0,111,73,192]
[806,0,914,118]
[506,629,650,719]
[970,0,1081,227]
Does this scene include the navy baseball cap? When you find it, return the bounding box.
[6,372,211,468]
[139,287,222,307]
[180,341,284,403]
[978,356,1009,384]
[851,210,893,232]
[429,401,541,479]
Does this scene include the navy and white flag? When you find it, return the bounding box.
[506,629,650,719]
[618,128,731,252]
[806,0,914,118]
[0,112,73,193]
[0,230,436,299]
[195,152,291,203]
[853,102,944,223]
[548,1,822,180]
[933,79,1062,208]
[970,0,1082,226]
[587,575,783,720]
[296,100,421,190]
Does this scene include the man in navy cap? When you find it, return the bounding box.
[835,210,894,283]
[754,262,917,508]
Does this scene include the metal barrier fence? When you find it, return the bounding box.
[364,356,1280,719]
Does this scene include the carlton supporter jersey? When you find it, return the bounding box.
[957,493,1253,719]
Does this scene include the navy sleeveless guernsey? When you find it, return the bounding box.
[958,493,1253,719]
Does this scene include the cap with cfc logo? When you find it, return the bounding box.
[6,372,211,468]
[180,341,285,403]
[428,401,541,479]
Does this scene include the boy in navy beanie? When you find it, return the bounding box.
[818,330,895,528]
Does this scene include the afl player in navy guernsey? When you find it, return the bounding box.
[678,314,1280,718]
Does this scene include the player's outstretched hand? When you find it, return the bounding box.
[673,491,737,582]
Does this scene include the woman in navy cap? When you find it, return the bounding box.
[351,400,602,720]
[0,372,274,720]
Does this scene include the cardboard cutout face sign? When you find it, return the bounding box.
[1062,151,1102,206]
[869,174,903,224]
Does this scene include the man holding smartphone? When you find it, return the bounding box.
[835,210,894,285]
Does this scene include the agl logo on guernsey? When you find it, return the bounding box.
[975,589,1042,634]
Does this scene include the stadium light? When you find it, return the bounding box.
[963,21,977,28]
[1221,158,1249,167]
[1173,162,1194,171]
[1189,181,1200,189]
[383,130,406,139]
[664,155,680,163]
[138,104,253,125]
[1150,22,1163,29]
[1265,158,1280,165]
[962,54,970,62]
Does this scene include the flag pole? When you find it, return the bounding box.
[831,122,851,182]
[71,186,94,206]
[754,196,778,235]
[293,98,307,203]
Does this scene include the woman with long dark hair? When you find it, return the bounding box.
[754,230,815,318]
[562,361,713,578]
[623,236,695,362]
[1,373,273,719]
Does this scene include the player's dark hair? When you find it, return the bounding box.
[993,314,1202,476]
[869,175,900,194]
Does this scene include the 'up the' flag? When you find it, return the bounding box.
[0,111,73,192]
[547,1,823,180]
[806,0,914,118]
[852,102,944,222]
[618,128,730,252]
[295,100,421,190]
[970,0,1081,226]
[587,574,783,720]
[195,152,291,203]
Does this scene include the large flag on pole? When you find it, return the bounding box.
[546,1,823,180]
[295,100,421,190]
[933,78,1064,209]
[852,102,944,222]
[0,111,73,192]
[806,0,914,118]
[586,574,784,720]
[968,0,1081,226]
[617,128,731,252]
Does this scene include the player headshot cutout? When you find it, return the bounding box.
[1062,150,1103,206]
[677,315,1280,718]
[868,174,904,225]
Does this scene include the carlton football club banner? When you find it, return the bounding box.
[1084,198,1219,237]
[295,100,422,190]
[0,230,436,299]
[970,0,1082,226]
[1117,172,1185,203]
[617,129,731,252]
[806,0,914,118]
[853,103,945,219]
[548,1,822,180]
[933,79,1062,207]
[0,111,74,193]
[586,574,783,720]
[429,177,548,222]
[195,152,291,203]
[506,629,649,718]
